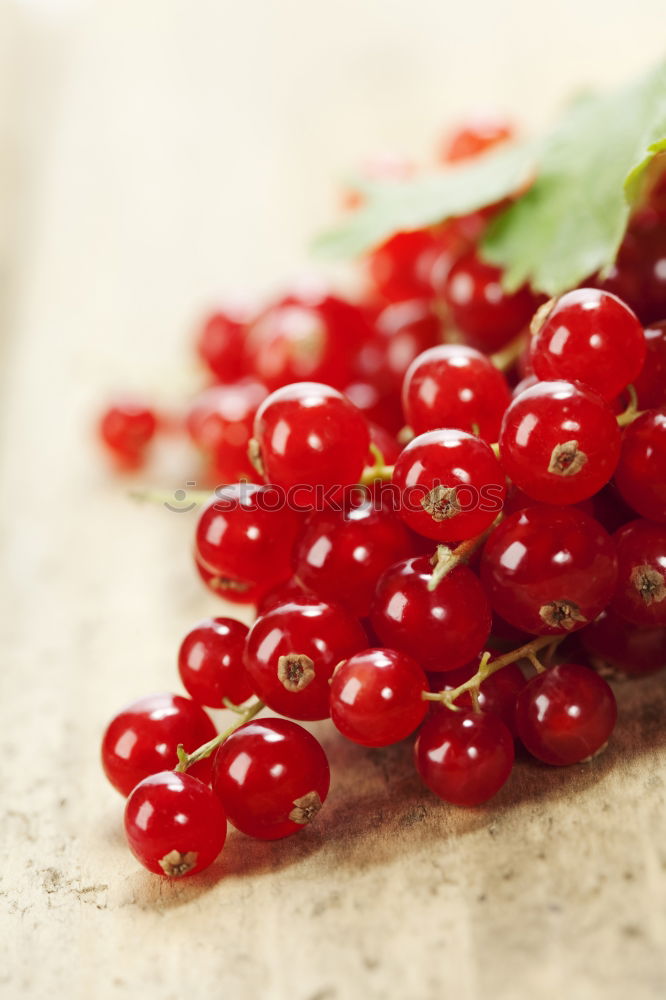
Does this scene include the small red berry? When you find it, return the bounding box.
[499,380,621,505]
[212,718,330,839]
[124,771,226,876]
[194,484,301,602]
[196,304,251,382]
[442,249,539,353]
[178,618,254,708]
[414,710,514,806]
[186,380,268,484]
[610,519,666,626]
[101,693,217,796]
[330,648,428,747]
[366,230,443,303]
[580,609,666,677]
[294,502,414,617]
[515,663,617,766]
[194,551,267,606]
[402,344,511,442]
[244,596,367,720]
[614,408,666,523]
[633,320,666,410]
[370,556,492,672]
[252,383,370,504]
[530,289,646,402]
[393,429,506,542]
[480,506,618,635]
[244,294,371,390]
[99,399,158,469]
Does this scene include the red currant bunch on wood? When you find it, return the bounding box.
[98,119,666,878]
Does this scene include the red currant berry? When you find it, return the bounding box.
[101,693,217,796]
[634,320,666,410]
[244,294,371,391]
[402,344,511,442]
[251,383,370,502]
[366,230,443,303]
[639,224,666,324]
[480,506,617,635]
[440,116,514,163]
[212,718,330,839]
[370,556,491,671]
[600,216,666,325]
[343,381,403,435]
[294,502,414,617]
[428,658,526,737]
[499,380,621,504]
[442,249,539,353]
[330,648,427,747]
[393,429,506,542]
[580,610,666,677]
[244,595,367,720]
[124,771,226,877]
[610,519,666,626]
[98,399,157,469]
[372,299,443,385]
[414,710,514,806]
[614,408,666,522]
[530,289,646,402]
[194,550,266,606]
[194,484,301,602]
[587,483,636,534]
[186,379,268,485]
[196,304,252,382]
[178,618,253,708]
[515,663,617,766]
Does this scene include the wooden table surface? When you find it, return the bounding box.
[2,3,666,998]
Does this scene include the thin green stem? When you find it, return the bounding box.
[526,650,546,673]
[489,331,529,372]
[175,699,265,772]
[129,488,213,506]
[360,465,394,486]
[422,635,562,711]
[222,698,250,715]
[616,384,645,427]
[428,516,501,592]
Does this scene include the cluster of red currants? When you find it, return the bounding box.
[99,119,666,879]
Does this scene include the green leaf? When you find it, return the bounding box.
[314,59,666,296]
[483,60,666,294]
[313,140,539,258]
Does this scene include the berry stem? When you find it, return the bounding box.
[525,650,546,673]
[616,385,645,428]
[222,697,251,715]
[428,517,501,591]
[490,331,529,372]
[360,444,395,486]
[175,699,264,772]
[422,635,562,711]
[130,488,212,506]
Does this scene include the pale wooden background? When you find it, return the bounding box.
[2,2,666,998]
